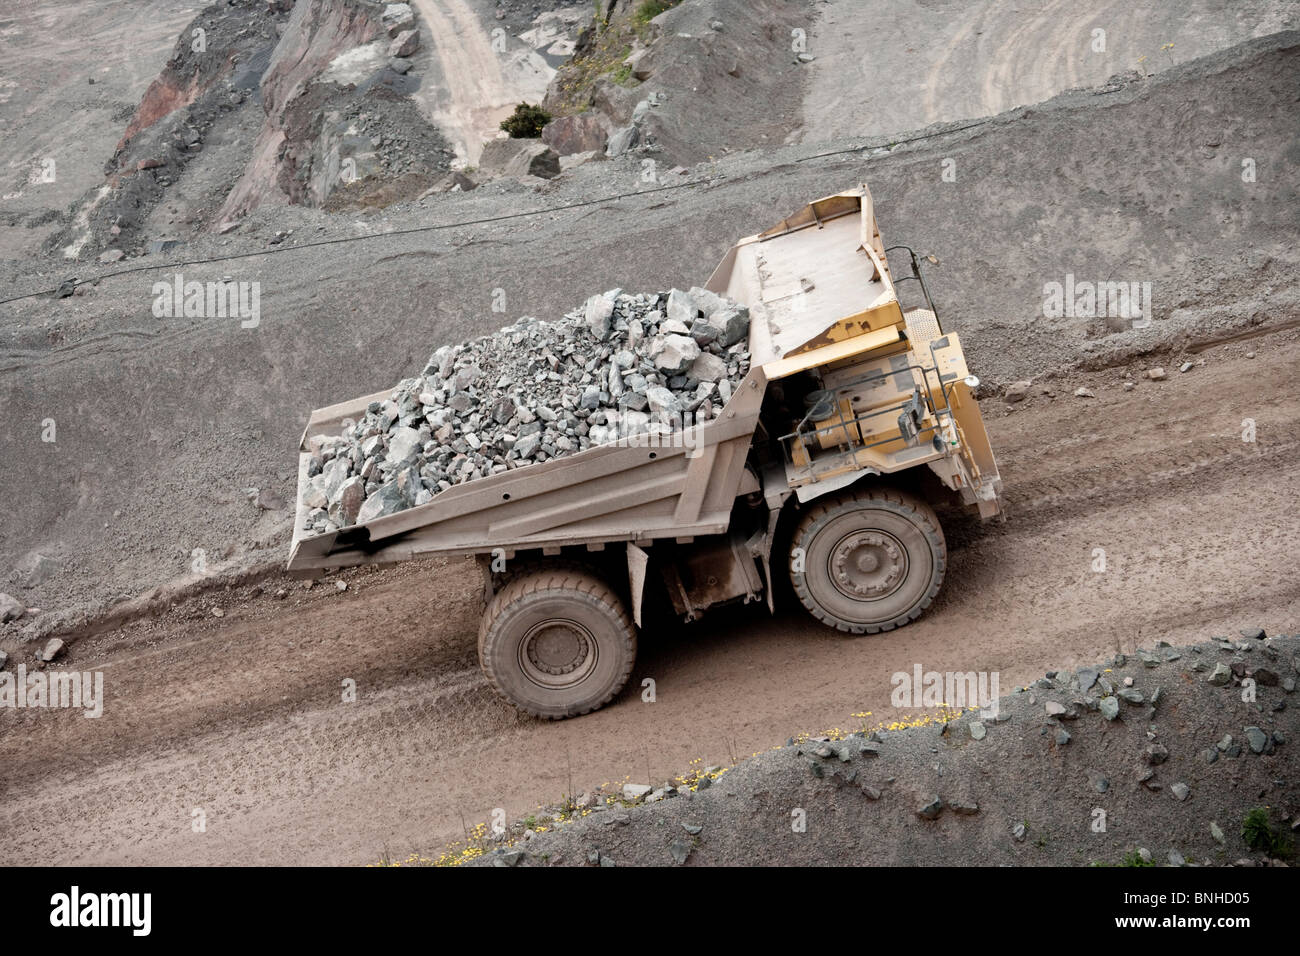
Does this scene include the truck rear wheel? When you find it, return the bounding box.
[478,566,637,719]
[790,487,946,634]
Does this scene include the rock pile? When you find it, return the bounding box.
[300,287,752,534]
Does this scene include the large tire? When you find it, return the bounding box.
[478,566,637,719]
[789,487,946,634]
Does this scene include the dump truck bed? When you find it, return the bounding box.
[288,370,766,569]
[287,184,1000,571]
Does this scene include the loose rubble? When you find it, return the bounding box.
[300,287,751,534]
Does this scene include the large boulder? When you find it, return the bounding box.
[330,476,366,526]
[645,386,680,417]
[605,125,639,158]
[384,426,422,466]
[541,114,609,156]
[388,29,420,57]
[356,481,410,524]
[689,352,728,383]
[15,551,59,588]
[651,334,701,374]
[584,293,616,340]
[380,3,414,37]
[478,138,561,180]
[625,45,655,81]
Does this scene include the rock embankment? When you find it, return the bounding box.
[470,631,1299,867]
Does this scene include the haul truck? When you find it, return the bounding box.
[288,184,1003,718]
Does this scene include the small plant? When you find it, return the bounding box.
[500,102,551,138]
[634,0,678,26]
[1121,848,1154,867]
[1242,807,1294,858]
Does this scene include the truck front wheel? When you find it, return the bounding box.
[790,487,946,634]
[478,566,637,719]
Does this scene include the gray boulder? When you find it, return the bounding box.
[0,592,24,623]
[605,125,639,157]
[389,29,419,57]
[478,138,561,180]
[689,352,728,383]
[542,113,609,155]
[651,334,701,373]
[356,482,410,524]
[381,3,414,36]
[584,293,615,340]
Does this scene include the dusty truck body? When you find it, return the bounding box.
[288,184,1003,718]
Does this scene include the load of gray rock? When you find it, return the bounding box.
[300,287,751,534]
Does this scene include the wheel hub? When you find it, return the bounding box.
[520,619,596,688]
[830,531,906,599]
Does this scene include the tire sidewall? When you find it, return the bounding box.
[793,497,941,631]
[482,586,635,717]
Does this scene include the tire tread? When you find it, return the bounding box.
[479,562,637,719]
[790,486,946,634]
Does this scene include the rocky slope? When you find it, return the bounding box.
[216,0,457,223]
[42,0,460,261]
[542,0,808,165]
[41,0,290,260]
[470,631,1299,866]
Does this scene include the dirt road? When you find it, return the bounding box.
[409,0,552,166]
[2,337,1296,865]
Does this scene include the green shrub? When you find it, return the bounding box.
[634,0,678,26]
[1120,849,1154,867]
[500,103,552,138]
[1242,807,1294,858]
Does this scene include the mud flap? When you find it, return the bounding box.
[747,529,777,615]
[627,542,649,628]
